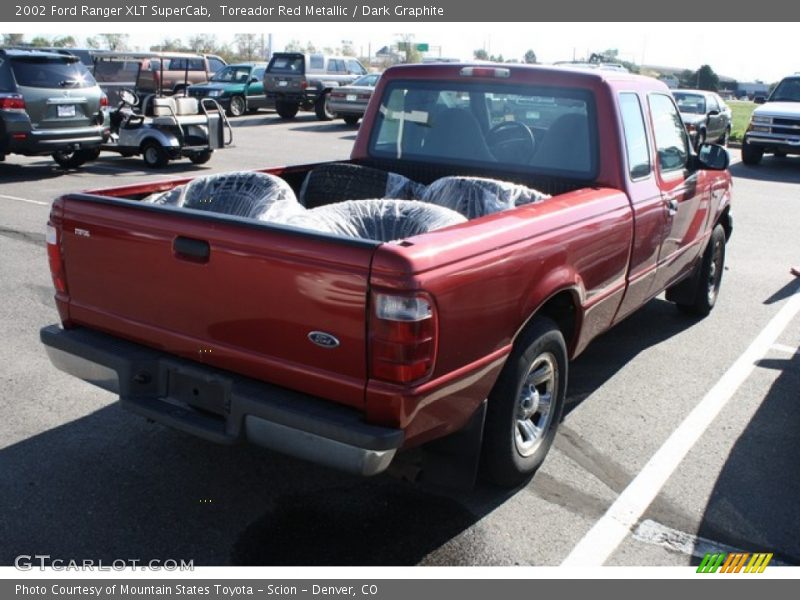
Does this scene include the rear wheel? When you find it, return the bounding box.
[189,150,212,165]
[315,93,335,121]
[52,148,98,169]
[481,317,567,487]
[228,95,246,117]
[675,224,726,317]
[141,140,169,168]
[343,115,360,126]
[275,100,299,119]
[741,139,763,165]
[694,129,706,151]
[774,150,787,158]
[718,127,730,147]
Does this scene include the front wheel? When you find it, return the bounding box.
[141,141,169,168]
[52,148,98,169]
[343,115,360,126]
[228,95,246,117]
[718,127,730,147]
[675,224,726,317]
[481,317,568,487]
[314,93,335,121]
[741,139,763,165]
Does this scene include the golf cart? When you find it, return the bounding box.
[94,52,233,168]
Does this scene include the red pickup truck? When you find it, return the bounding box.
[41,64,732,488]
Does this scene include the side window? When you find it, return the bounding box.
[619,93,651,179]
[346,59,366,75]
[208,57,225,74]
[649,93,689,173]
[252,67,265,80]
[706,95,719,112]
[309,55,324,70]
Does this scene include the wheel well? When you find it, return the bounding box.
[532,291,579,353]
[718,206,732,240]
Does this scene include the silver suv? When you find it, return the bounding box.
[0,48,106,168]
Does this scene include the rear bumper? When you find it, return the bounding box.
[40,325,403,476]
[2,117,104,156]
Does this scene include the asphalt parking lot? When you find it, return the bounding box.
[1,111,798,567]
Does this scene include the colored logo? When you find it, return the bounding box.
[697,552,773,573]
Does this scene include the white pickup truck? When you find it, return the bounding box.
[741,74,800,165]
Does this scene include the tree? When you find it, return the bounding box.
[151,38,184,52]
[30,36,51,47]
[396,34,421,64]
[2,34,25,46]
[98,34,129,51]
[678,69,695,88]
[188,34,218,54]
[474,48,489,60]
[85,36,100,49]
[695,64,719,91]
[52,36,76,48]
[524,49,537,64]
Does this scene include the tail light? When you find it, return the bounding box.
[0,95,25,111]
[100,94,109,108]
[300,81,308,89]
[46,216,67,294]
[370,292,437,384]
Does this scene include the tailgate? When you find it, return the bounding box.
[59,197,378,409]
[264,53,306,95]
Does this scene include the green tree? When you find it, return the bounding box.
[474,48,489,60]
[695,64,719,91]
[523,49,537,64]
[52,36,76,48]
[2,34,25,46]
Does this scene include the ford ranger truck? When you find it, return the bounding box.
[41,64,733,488]
[741,74,800,165]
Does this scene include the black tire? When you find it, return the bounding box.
[189,150,213,165]
[741,139,763,165]
[141,140,169,169]
[481,317,568,488]
[228,95,246,117]
[343,115,360,126]
[718,127,730,147]
[774,150,787,158]
[315,92,335,121]
[300,162,392,208]
[675,224,726,317]
[52,148,97,169]
[275,100,299,119]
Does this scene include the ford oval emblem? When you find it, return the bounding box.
[308,331,340,349]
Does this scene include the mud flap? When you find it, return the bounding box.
[419,400,487,490]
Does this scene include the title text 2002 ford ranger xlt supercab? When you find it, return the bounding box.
[41,64,732,488]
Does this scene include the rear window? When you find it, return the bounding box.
[673,92,706,114]
[10,57,96,89]
[369,80,597,178]
[269,55,304,74]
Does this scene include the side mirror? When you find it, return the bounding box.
[707,109,720,116]
[754,96,766,104]
[696,143,729,171]
[249,77,259,83]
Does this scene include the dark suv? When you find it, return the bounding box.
[263,52,368,121]
[0,48,106,168]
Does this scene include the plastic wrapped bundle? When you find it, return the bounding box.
[284,198,467,242]
[299,162,425,208]
[143,171,298,219]
[421,176,551,219]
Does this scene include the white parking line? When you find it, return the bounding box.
[771,343,798,355]
[562,287,800,566]
[0,194,48,206]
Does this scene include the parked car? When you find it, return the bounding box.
[187,62,270,117]
[263,52,368,120]
[328,72,380,125]
[672,89,732,148]
[741,74,800,165]
[0,48,106,168]
[92,51,226,101]
[41,64,732,488]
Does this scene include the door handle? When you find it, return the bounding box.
[665,197,679,216]
[173,236,210,262]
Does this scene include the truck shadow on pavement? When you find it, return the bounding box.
[729,158,800,184]
[693,348,800,565]
[0,297,709,567]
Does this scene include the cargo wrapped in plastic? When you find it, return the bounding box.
[282,198,467,242]
[299,162,426,208]
[421,176,551,219]
[143,171,299,219]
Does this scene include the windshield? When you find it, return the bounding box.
[673,93,706,114]
[369,80,597,178]
[352,73,379,87]
[769,78,800,102]
[11,57,96,88]
[210,66,252,83]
